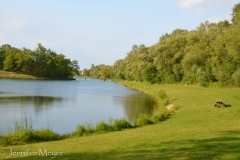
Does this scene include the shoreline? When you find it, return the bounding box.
[0,70,76,80]
[0,79,175,146]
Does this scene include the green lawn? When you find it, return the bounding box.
[1,82,240,160]
[0,70,38,79]
[0,70,75,80]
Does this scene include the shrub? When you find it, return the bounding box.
[156,89,170,105]
[0,136,4,145]
[152,109,170,122]
[76,125,86,136]
[134,113,153,127]
[29,129,62,142]
[96,122,110,132]
[143,65,157,84]
[112,118,132,131]
[1,129,63,146]
[232,69,240,87]
[85,123,95,134]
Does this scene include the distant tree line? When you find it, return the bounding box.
[84,64,111,79]
[0,43,80,79]
[87,3,240,87]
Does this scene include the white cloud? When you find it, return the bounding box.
[178,0,240,9]
[0,12,29,29]
[208,14,232,23]
[214,0,240,5]
[178,0,206,9]
[196,7,208,14]
[5,18,27,29]
[178,0,240,13]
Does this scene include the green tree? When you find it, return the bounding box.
[232,3,240,25]
[3,48,20,71]
[99,65,112,79]
[143,64,157,84]
[71,60,80,76]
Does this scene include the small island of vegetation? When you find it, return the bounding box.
[0,43,80,80]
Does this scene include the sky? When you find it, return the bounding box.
[0,0,240,69]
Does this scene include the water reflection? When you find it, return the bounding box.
[0,96,62,106]
[0,96,63,113]
[113,95,156,120]
[0,92,12,94]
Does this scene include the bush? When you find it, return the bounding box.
[0,136,4,145]
[96,122,110,132]
[75,125,86,136]
[156,89,170,105]
[2,129,63,146]
[143,65,157,84]
[85,123,95,134]
[134,114,153,127]
[30,129,62,142]
[152,109,170,122]
[232,70,240,87]
[0,113,64,146]
[112,118,132,131]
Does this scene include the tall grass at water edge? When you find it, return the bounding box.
[0,114,64,146]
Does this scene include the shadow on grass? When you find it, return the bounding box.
[3,131,240,160]
[214,104,232,108]
[225,104,232,108]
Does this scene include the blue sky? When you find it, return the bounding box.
[0,0,239,69]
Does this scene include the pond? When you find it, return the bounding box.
[0,78,156,135]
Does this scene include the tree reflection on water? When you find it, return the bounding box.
[0,96,62,106]
[113,95,156,120]
[0,96,63,113]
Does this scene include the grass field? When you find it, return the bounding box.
[0,81,240,159]
[0,70,38,80]
[0,70,75,80]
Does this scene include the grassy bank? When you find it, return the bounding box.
[0,70,38,80]
[0,82,240,159]
[0,70,75,80]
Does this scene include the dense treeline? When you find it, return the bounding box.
[88,3,240,87]
[86,64,112,79]
[0,43,80,79]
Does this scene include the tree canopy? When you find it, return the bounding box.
[0,43,80,79]
[88,3,240,87]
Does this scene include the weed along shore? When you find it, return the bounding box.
[0,81,240,159]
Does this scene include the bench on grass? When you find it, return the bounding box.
[213,100,226,108]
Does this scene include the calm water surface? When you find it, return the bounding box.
[0,78,155,134]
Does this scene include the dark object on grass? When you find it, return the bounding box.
[213,100,226,108]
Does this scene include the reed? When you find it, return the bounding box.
[0,114,64,146]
